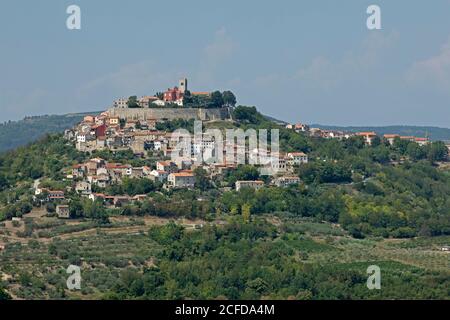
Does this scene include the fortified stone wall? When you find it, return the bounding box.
[107,107,232,122]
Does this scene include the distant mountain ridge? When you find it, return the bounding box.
[263,114,289,126]
[0,111,101,152]
[310,124,450,142]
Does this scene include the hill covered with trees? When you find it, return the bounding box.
[0,106,449,299]
[0,112,100,152]
[1,107,450,238]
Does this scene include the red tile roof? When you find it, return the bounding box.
[356,132,377,137]
[171,172,194,177]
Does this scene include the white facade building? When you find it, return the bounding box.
[168,172,195,188]
[287,152,308,165]
[113,98,128,108]
[235,180,264,191]
[77,134,86,143]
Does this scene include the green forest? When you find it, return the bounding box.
[0,112,95,152]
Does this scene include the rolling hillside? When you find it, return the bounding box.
[0,112,102,152]
[1,106,449,300]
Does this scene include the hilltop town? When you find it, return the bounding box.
[36,78,447,218]
[56,79,309,211]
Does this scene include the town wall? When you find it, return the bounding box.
[107,107,232,122]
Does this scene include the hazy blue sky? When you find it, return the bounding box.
[1,0,450,126]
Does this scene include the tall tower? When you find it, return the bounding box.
[179,78,188,93]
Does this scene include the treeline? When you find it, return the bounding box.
[104,161,450,238]
[103,220,450,299]
[117,191,213,220]
[0,134,85,183]
[0,113,87,152]
[101,178,160,196]
[155,119,195,133]
[183,90,236,108]
[341,162,450,238]
[127,90,237,109]
[0,134,85,221]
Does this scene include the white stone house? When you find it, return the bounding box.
[56,205,70,219]
[75,181,92,195]
[168,172,195,188]
[150,170,169,182]
[273,176,301,187]
[287,152,308,165]
[235,180,264,192]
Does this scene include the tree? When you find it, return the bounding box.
[232,106,264,124]
[69,199,84,218]
[122,178,155,196]
[371,136,381,147]
[242,203,251,222]
[148,222,184,245]
[343,136,365,152]
[210,91,224,108]
[393,137,410,154]
[0,288,11,300]
[46,202,56,213]
[194,168,210,191]
[222,91,237,107]
[0,174,9,191]
[82,199,109,224]
[227,165,260,185]
[426,141,448,162]
[19,201,32,215]
[406,143,426,161]
[369,146,390,164]
[127,96,140,108]
[298,162,351,184]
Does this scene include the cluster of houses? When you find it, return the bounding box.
[65,113,167,153]
[69,157,198,191]
[32,147,308,218]
[49,115,449,220]
[62,111,310,186]
[54,92,326,218]
[34,188,65,201]
[67,115,222,155]
[66,78,216,153]
[380,134,430,146]
[65,149,308,193]
[285,123,431,146]
[58,122,312,213]
[33,188,69,218]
